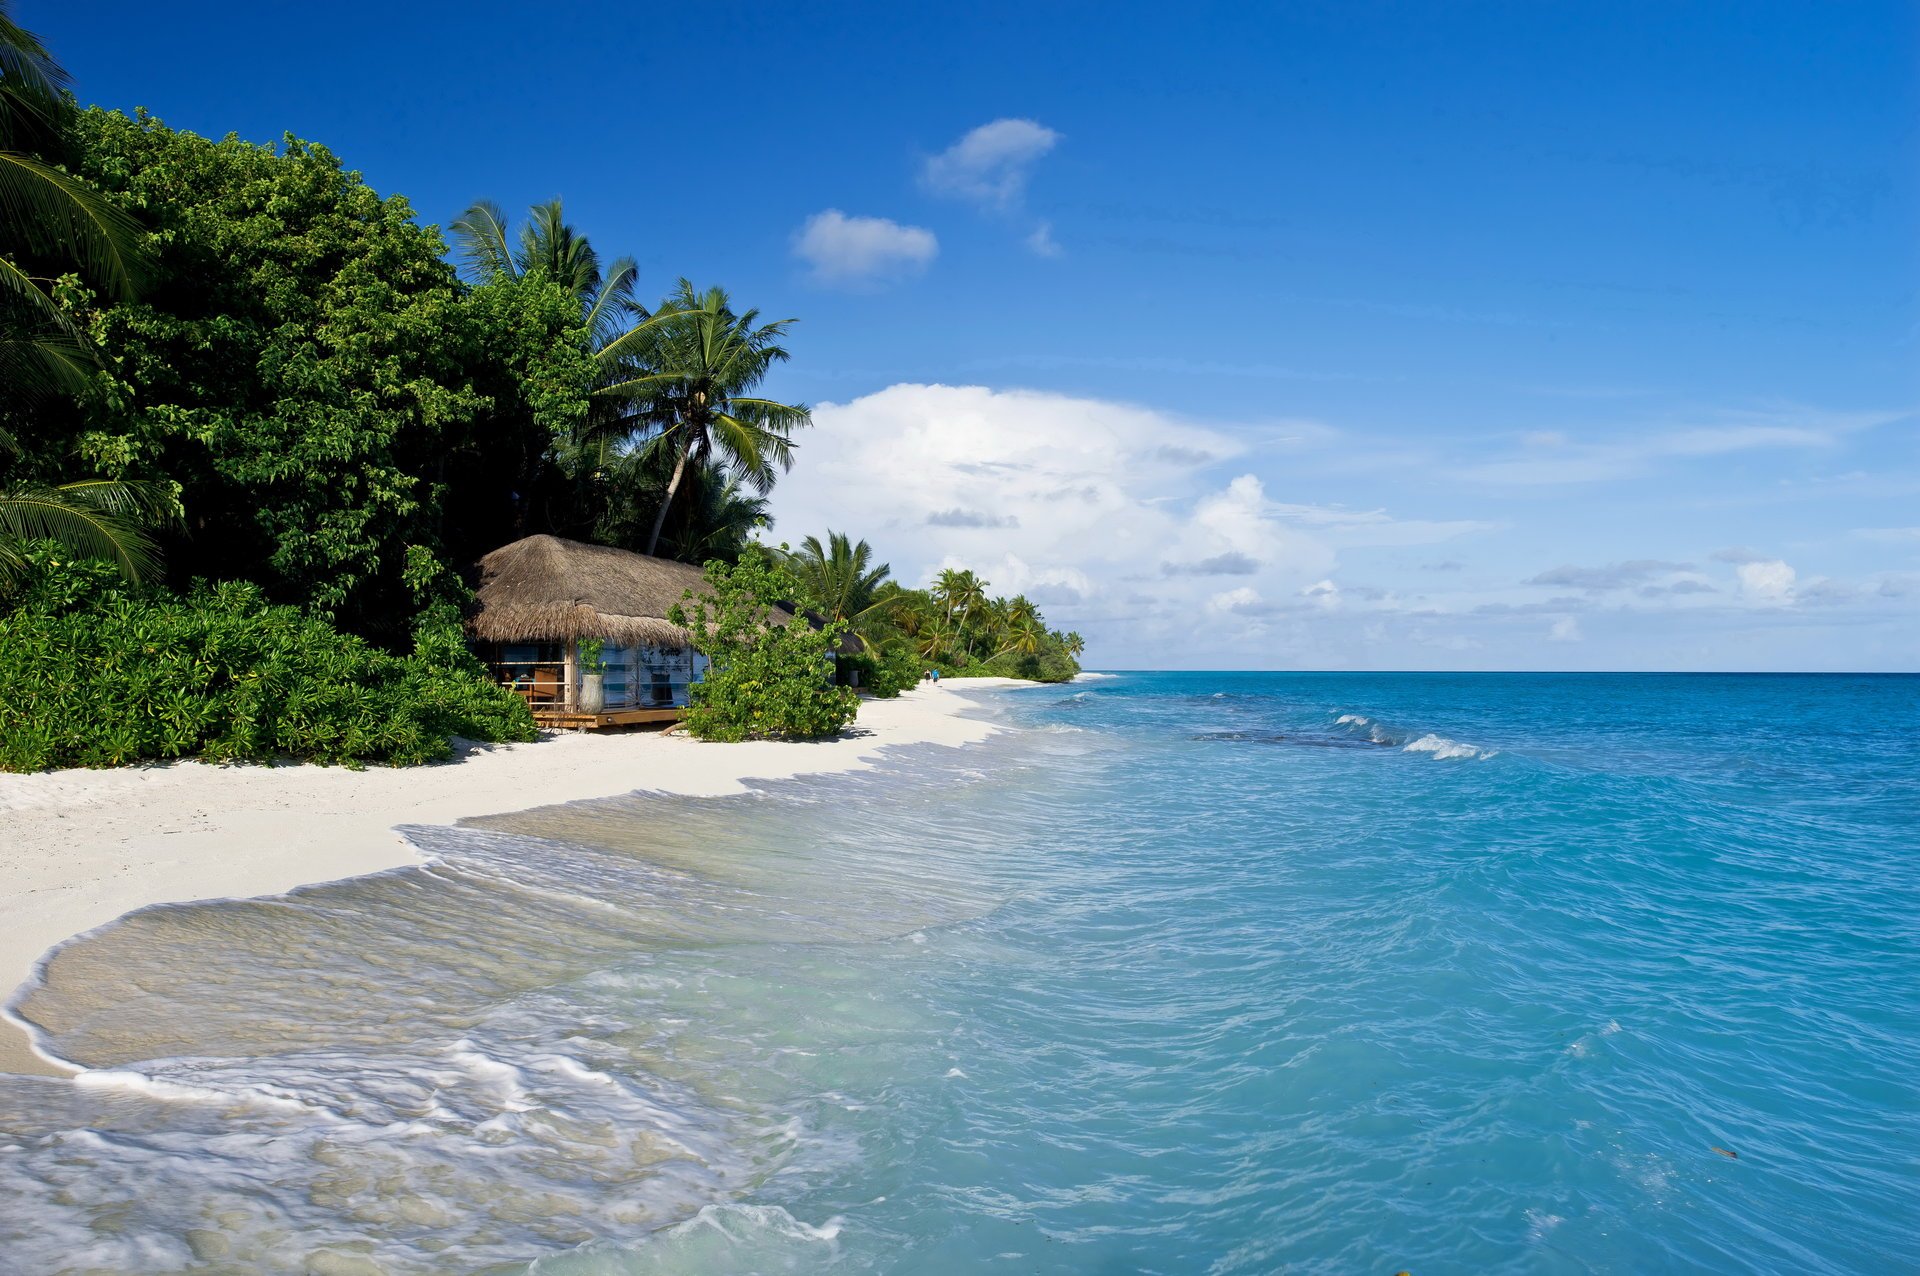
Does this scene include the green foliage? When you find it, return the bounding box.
[0,474,174,587]
[947,648,1081,683]
[0,3,155,401]
[10,109,592,644]
[838,645,924,698]
[599,280,810,555]
[577,636,606,675]
[789,536,1083,684]
[0,545,535,772]
[785,531,888,623]
[668,547,858,741]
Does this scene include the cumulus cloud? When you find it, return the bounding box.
[1550,616,1583,642]
[792,210,937,286]
[1025,221,1062,257]
[764,384,1370,661]
[921,118,1060,208]
[1209,586,1262,615]
[1301,579,1341,610]
[1735,559,1797,602]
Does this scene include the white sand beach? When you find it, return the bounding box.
[0,680,1033,1077]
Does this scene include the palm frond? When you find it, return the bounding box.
[0,321,94,396]
[0,480,162,583]
[0,6,70,148]
[0,152,150,299]
[447,198,517,283]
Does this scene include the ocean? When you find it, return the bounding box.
[2,672,1916,1273]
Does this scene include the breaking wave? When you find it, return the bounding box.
[1335,713,1494,759]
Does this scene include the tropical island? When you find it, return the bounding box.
[0,12,1080,775]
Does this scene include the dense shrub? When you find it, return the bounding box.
[842,646,924,698]
[0,551,535,771]
[669,549,859,741]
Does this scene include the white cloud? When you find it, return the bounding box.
[1550,616,1583,642]
[765,384,1364,663]
[1209,586,1262,614]
[1301,579,1341,610]
[1736,559,1797,603]
[1025,220,1062,257]
[921,118,1060,208]
[792,210,937,286]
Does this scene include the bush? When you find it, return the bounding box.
[0,549,536,772]
[668,549,859,741]
[843,645,924,698]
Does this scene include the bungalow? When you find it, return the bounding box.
[468,534,863,730]
[469,535,716,728]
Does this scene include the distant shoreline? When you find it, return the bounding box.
[0,680,1037,1077]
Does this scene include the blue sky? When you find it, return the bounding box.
[37,1,1919,669]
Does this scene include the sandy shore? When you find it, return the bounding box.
[0,680,1035,1077]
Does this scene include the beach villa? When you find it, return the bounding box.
[469,534,719,729]
[470,534,866,729]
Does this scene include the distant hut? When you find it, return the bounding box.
[469,535,716,727]
[469,534,865,727]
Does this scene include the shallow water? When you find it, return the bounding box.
[2,673,1917,1273]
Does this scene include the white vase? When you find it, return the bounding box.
[578,673,605,714]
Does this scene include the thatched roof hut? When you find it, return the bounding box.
[470,535,712,648]
[468,534,866,656]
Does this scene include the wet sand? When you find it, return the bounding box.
[0,681,1032,1076]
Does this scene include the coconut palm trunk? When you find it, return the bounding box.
[646,443,693,557]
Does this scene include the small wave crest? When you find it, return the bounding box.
[1335,713,1494,759]
[1401,733,1495,761]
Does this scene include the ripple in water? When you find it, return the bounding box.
[2,673,1916,1274]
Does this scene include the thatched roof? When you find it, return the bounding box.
[468,535,866,655]
[469,535,713,647]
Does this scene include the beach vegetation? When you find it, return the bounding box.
[0,546,536,772]
[779,533,1082,683]
[785,531,891,624]
[596,281,811,556]
[668,547,859,741]
[0,13,1080,770]
[0,1,151,396]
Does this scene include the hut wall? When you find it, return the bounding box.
[592,644,706,709]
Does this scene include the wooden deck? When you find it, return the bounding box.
[530,705,685,731]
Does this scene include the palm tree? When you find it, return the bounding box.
[1,1,149,393]
[661,464,772,564]
[789,531,890,623]
[998,617,1046,657]
[0,6,167,587]
[932,568,987,652]
[1062,630,1086,658]
[447,197,640,352]
[992,595,1042,656]
[599,280,810,555]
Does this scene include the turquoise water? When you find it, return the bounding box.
[2,673,1917,1273]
